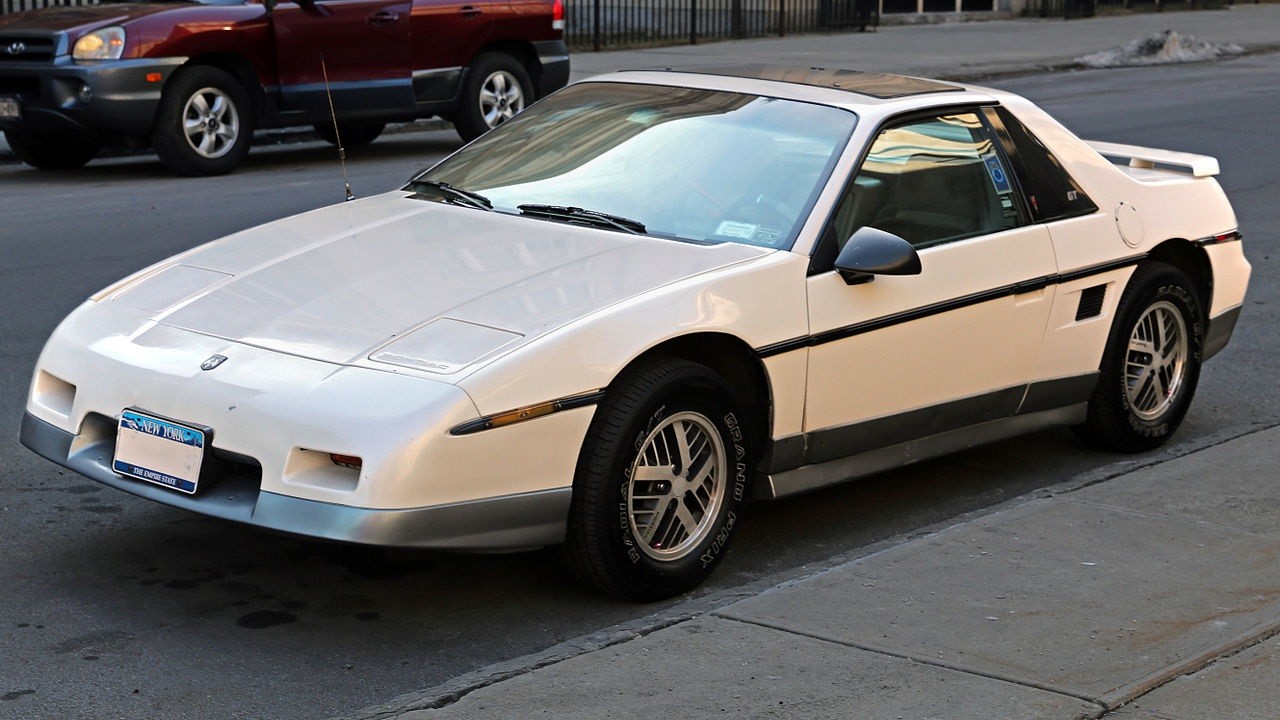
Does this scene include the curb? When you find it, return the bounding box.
[335,422,1280,720]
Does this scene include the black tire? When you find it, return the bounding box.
[313,121,385,147]
[1077,262,1204,452]
[151,66,253,176]
[452,52,533,143]
[562,358,755,601]
[5,129,98,170]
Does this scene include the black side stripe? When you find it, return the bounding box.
[758,253,1147,359]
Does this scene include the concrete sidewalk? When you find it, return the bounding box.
[353,426,1280,720]
[4,3,1280,162]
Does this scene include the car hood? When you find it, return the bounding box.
[0,3,181,32]
[102,192,771,370]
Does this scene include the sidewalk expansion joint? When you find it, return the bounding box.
[711,612,1108,714]
[1097,617,1280,711]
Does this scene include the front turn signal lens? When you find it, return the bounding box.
[330,454,362,470]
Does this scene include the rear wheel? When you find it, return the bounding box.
[452,52,532,142]
[313,121,385,147]
[1078,262,1203,452]
[5,129,98,170]
[152,66,253,176]
[562,359,754,601]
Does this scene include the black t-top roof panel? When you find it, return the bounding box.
[627,66,965,99]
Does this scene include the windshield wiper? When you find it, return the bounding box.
[517,205,646,235]
[404,180,492,211]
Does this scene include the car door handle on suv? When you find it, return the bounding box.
[459,5,483,17]
[367,9,401,25]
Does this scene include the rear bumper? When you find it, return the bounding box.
[0,56,185,139]
[19,410,570,550]
[531,40,569,97]
[1203,304,1242,362]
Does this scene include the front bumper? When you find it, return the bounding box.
[20,411,570,549]
[0,56,185,138]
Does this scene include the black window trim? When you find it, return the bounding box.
[808,102,1029,276]
[981,105,1100,225]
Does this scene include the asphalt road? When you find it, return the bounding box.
[0,55,1276,720]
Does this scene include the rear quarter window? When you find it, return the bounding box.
[985,107,1098,223]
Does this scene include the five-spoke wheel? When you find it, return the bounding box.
[152,66,253,176]
[1079,261,1203,452]
[453,52,533,143]
[627,411,728,562]
[563,359,754,600]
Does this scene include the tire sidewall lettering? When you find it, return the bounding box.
[614,394,749,573]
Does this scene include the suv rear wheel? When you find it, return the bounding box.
[313,121,385,147]
[453,52,532,143]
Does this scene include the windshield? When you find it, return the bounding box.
[415,82,857,250]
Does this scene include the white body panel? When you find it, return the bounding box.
[805,225,1056,431]
[22,69,1251,550]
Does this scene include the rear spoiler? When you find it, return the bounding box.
[1086,140,1219,177]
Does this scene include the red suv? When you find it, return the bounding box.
[0,0,569,175]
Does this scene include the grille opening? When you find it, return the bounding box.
[0,77,41,97]
[74,412,263,496]
[0,35,56,63]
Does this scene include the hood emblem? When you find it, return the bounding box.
[5,42,26,56]
[200,354,228,371]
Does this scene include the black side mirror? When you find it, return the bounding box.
[833,226,922,285]
[263,0,277,13]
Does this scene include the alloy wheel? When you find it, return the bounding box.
[1124,299,1188,421]
[182,87,240,159]
[627,411,727,561]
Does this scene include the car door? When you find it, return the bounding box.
[408,0,502,102]
[801,110,1058,465]
[272,0,414,116]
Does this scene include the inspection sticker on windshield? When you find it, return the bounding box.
[113,409,207,495]
[0,97,19,121]
[715,221,759,239]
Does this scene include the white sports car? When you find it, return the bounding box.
[22,67,1250,600]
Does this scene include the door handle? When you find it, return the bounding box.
[367,9,401,25]
[459,5,482,17]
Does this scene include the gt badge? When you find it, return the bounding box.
[200,354,228,371]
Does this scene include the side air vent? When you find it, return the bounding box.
[1076,284,1107,321]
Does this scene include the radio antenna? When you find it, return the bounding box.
[320,53,354,202]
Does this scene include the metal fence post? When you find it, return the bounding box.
[779,0,787,35]
[690,0,698,45]
[592,0,601,51]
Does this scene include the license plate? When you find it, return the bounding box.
[113,409,208,495]
[0,97,18,121]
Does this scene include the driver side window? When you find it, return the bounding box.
[831,112,1022,251]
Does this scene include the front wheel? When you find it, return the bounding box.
[562,359,754,601]
[152,66,253,176]
[5,129,98,170]
[1078,262,1204,452]
[452,52,533,143]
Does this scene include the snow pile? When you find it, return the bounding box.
[1075,30,1244,68]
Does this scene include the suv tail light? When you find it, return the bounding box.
[552,0,564,30]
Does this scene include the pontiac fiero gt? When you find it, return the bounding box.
[21,68,1250,599]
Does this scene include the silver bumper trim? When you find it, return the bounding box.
[19,411,570,550]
